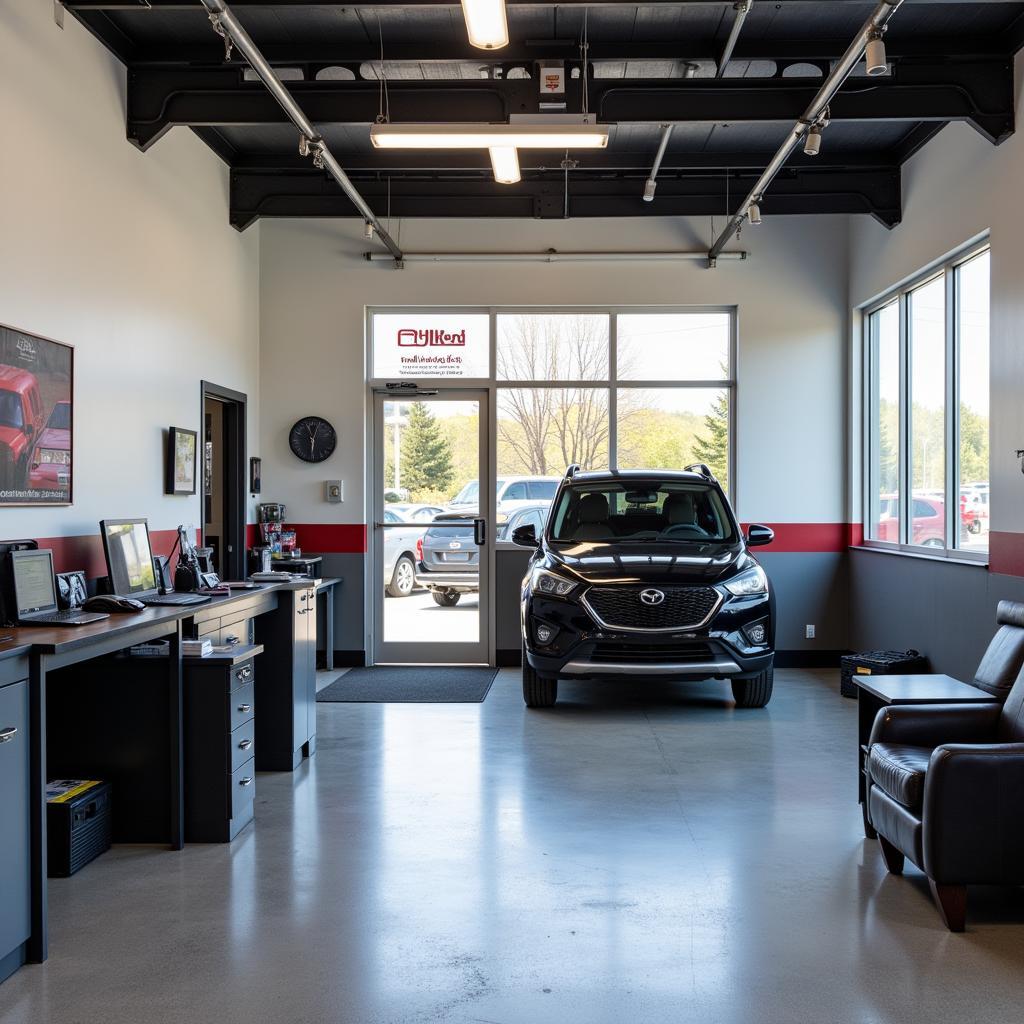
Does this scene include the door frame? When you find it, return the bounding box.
[368,387,494,666]
[200,381,247,581]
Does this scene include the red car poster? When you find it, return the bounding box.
[0,324,73,505]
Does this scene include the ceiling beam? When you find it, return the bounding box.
[229,164,901,230]
[126,59,1014,151]
[63,0,1024,8]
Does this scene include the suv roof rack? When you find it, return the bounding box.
[564,464,581,479]
[684,463,717,482]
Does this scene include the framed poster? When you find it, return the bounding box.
[0,324,74,506]
[167,426,198,495]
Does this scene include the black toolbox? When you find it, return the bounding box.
[840,649,929,699]
[46,780,112,877]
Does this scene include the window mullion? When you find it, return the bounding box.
[945,267,958,553]
[898,291,910,547]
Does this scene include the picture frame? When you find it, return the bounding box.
[166,426,198,495]
[249,456,262,495]
[0,323,74,506]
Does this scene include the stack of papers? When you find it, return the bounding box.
[182,639,213,658]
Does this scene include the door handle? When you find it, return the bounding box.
[0,726,17,744]
[238,738,253,751]
[474,518,486,546]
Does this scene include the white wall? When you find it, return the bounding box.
[0,1,259,544]
[259,214,850,529]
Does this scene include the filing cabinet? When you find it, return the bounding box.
[183,646,263,842]
[0,660,30,983]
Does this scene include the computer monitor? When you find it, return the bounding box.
[100,519,158,597]
[11,549,58,616]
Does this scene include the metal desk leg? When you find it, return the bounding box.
[322,587,334,671]
[27,658,47,963]
[168,625,184,851]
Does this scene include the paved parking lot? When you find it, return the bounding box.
[383,589,480,645]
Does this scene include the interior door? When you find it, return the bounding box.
[373,390,490,664]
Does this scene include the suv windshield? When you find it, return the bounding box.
[0,392,24,429]
[550,481,737,544]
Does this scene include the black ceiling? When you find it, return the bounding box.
[66,1,1024,229]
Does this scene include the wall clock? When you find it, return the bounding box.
[289,416,337,463]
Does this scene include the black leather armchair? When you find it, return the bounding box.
[971,600,1024,698]
[867,673,1024,930]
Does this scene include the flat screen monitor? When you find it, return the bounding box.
[11,548,58,615]
[100,519,158,597]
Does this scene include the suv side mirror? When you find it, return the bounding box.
[511,524,539,548]
[746,524,774,547]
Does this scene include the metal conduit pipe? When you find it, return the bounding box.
[717,1,753,78]
[363,251,748,264]
[642,125,674,202]
[199,0,404,263]
[707,0,903,265]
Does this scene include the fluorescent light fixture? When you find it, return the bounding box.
[461,0,509,50]
[489,146,521,184]
[370,122,609,150]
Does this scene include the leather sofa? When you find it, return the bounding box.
[867,665,1024,930]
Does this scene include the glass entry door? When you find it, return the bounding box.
[372,390,490,664]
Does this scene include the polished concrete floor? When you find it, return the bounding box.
[3,668,1024,1024]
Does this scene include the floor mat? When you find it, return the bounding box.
[315,665,498,703]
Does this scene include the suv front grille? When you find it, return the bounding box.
[583,586,720,632]
[590,642,715,664]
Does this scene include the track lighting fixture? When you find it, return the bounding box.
[803,124,823,157]
[643,179,657,202]
[364,222,374,240]
[747,202,762,225]
[865,30,888,76]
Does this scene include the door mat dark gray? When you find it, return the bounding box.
[316,666,498,703]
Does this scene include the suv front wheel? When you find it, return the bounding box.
[522,645,558,708]
[731,662,774,708]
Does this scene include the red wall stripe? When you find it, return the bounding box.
[40,529,185,578]
[989,532,1024,577]
[28,521,879,577]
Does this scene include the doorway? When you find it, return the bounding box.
[372,389,491,664]
[200,381,247,581]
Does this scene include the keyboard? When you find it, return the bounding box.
[22,609,110,626]
[143,593,212,606]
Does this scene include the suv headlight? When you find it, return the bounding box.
[723,565,768,597]
[531,567,578,599]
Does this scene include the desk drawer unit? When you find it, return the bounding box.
[0,675,30,984]
[183,647,262,843]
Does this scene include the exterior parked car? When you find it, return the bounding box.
[387,503,444,523]
[447,475,560,511]
[877,494,966,546]
[515,466,776,709]
[382,508,426,598]
[28,400,71,491]
[0,366,45,490]
[416,503,551,606]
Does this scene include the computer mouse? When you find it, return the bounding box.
[82,594,146,613]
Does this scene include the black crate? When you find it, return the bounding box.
[46,780,112,878]
[840,649,928,699]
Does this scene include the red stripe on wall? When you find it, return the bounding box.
[989,532,1024,577]
[41,529,184,578]
[740,523,857,554]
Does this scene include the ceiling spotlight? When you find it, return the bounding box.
[682,62,700,79]
[803,124,823,157]
[865,31,888,76]
[364,222,374,240]
[643,179,657,202]
[747,202,762,225]
[489,146,521,184]
[461,0,509,50]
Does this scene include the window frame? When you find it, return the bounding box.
[367,305,737,500]
[861,240,990,563]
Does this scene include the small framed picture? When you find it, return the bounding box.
[166,427,198,495]
[249,456,262,495]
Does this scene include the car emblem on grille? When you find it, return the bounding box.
[639,589,665,606]
[449,541,462,550]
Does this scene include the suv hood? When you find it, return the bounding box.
[548,541,747,584]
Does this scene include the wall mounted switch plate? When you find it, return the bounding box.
[325,480,343,503]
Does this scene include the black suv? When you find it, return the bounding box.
[513,466,775,709]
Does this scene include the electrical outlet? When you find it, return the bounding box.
[805,624,816,639]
